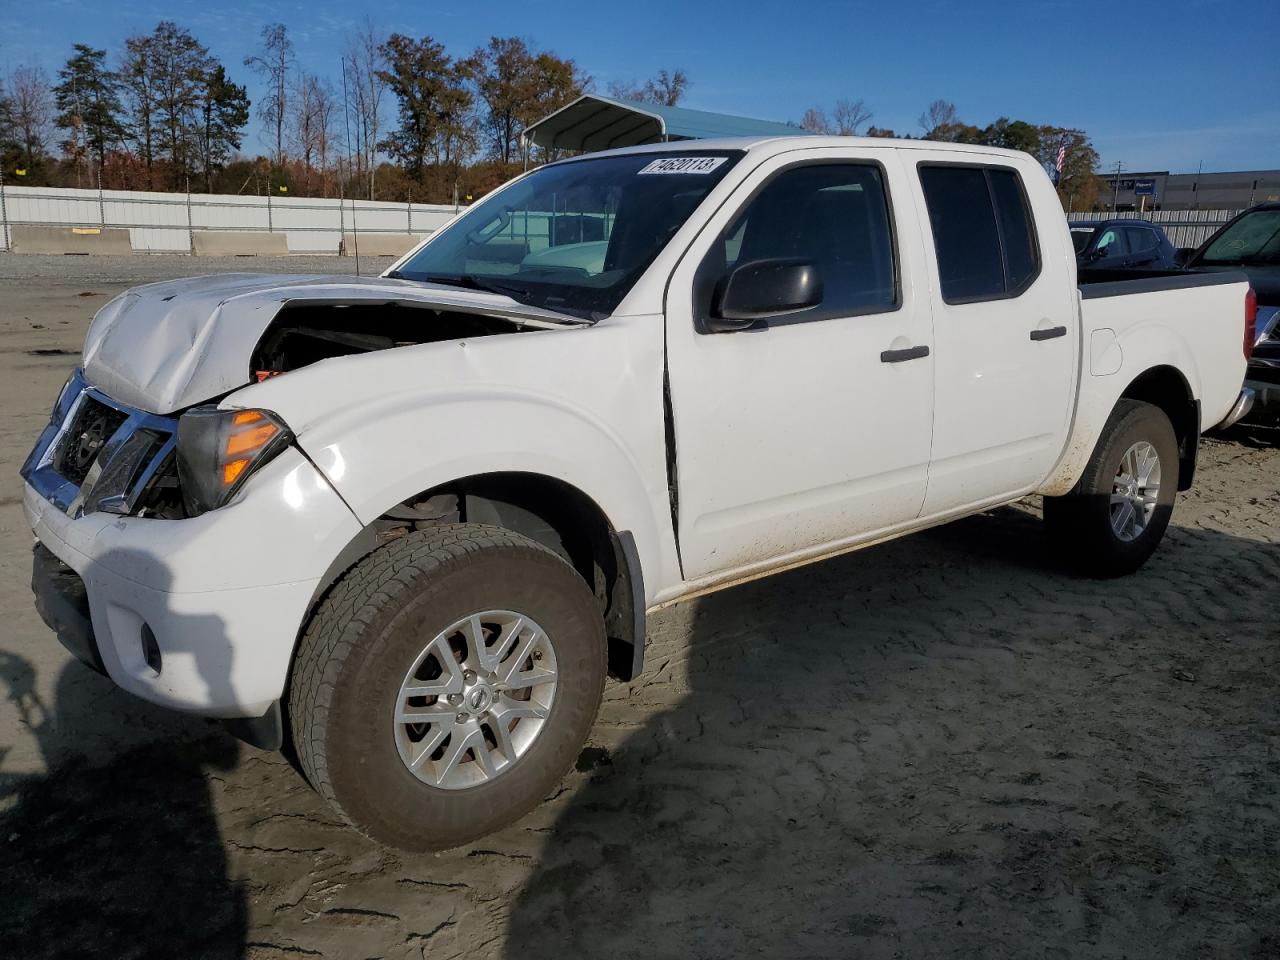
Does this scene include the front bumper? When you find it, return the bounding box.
[25,447,363,720]
[32,541,103,675]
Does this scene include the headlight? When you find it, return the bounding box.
[51,368,84,422]
[176,406,292,516]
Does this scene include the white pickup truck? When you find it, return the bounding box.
[23,137,1253,851]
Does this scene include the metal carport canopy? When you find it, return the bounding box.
[522,94,811,153]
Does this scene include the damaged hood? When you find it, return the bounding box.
[82,273,580,414]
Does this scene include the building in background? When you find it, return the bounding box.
[1101,169,1280,211]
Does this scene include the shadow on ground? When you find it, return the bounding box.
[506,507,1280,960]
[0,552,247,960]
[0,662,246,960]
[1,506,1277,960]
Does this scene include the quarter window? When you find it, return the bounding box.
[919,165,1042,303]
[1125,227,1158,253]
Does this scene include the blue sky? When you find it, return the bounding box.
[4,0,1278,173]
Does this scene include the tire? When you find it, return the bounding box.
[289,523,606,851]
[1044,399,1180,578]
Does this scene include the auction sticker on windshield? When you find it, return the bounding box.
[638,157,728,175]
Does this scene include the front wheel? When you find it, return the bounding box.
[1044,399,1180,578]
[289,523,606,851]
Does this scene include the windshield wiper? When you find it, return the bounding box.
[420,273,535,301]
[405,272,592,325]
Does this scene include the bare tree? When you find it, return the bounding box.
[343,19,387,199]
[8,65,55,169]
[800,107,831,134]
[244,23,293,167]
[832,98,872,136]
[800,99,872,136]
[645,68,688,106]
[0,78,12,154]
[292,72,336,194]
[918,99,958,137]
[607,67,689,106]
[312,81,337,192]
[120,31,160,187]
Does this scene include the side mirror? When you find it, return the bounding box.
[706,258,823,332]
[1087,247,1107,262]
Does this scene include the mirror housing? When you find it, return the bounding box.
[707,258,823,332]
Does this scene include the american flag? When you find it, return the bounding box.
[1055,140,1067,173]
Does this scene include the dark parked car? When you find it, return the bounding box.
[1182,203,1280,423]
[1070,219,1181,270]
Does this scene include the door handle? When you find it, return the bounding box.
[1030,326,1068,341]
[880,344,930,363]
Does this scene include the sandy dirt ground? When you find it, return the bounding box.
[0,253,1277,959]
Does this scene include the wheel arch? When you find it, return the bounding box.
[295,471,648,695]
[1041,361,1201,497]
[1116,365,1199,491]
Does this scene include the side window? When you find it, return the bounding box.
[698,163,898,324]
[989,169,1038,290]
[1125,227,1157,253]
[1096,228,1128,257]
[918,164,1042,303]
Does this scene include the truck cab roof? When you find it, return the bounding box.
[553,135,1037,166]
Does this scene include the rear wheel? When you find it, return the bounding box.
[289,523,606,851]
[1044,399,1180,577]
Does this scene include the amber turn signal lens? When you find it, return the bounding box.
[222,458,250,486]
[176,406,293,517]
[225,422,279,458]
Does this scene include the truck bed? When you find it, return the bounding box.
[1077,267,1249,299]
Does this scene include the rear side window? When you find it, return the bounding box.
[1125,227,1158,252]
[919,165,1041,303]
[989,170,1038,290]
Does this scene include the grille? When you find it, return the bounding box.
[54,395,129,486]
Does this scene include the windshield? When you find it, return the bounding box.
[1197,209,1280,266]
[1070,227,1096,254]
[393,151,743,319]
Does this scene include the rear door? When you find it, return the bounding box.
[910,154,1078,515]
[664,147,935,580]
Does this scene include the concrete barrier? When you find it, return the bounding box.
[9,225,133,255]
[340,233,428,258]
[192,231,290,256]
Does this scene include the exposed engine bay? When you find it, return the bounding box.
[249,301,526,377]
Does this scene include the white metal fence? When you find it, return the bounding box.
[0,183,461,253]
[0,183,1244,255]
[1066,209,1239,249]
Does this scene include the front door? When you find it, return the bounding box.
[664,149,936,582]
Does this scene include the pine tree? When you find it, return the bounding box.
[195,65,249,192]
[53,44,126,175]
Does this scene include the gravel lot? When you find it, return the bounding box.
[0,252,1277,960]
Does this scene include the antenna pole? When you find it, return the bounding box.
[341,59,361,276]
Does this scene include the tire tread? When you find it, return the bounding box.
[289,523,579,836]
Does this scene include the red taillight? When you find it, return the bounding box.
[1244,287,1257,360]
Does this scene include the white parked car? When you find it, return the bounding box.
[23,137,1253,850]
